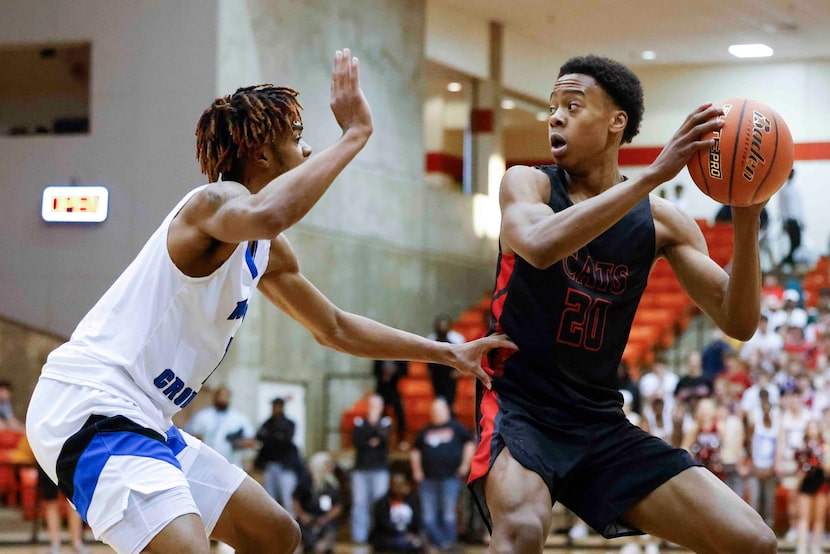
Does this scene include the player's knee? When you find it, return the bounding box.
[492,512,546,553]
[721,519,776,554]
[745,524,777,554]
[283,517,301,552]
[263,511,301,553]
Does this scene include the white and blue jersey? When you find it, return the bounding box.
[41,184,270,430]
[27,184,268,550]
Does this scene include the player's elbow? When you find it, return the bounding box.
[523,250,559,270]
[722,321,755,342]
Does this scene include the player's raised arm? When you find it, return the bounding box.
[656,197,763,341]
[180,49,373,245]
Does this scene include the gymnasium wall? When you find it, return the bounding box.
[0,0,497,451]
[0,0,218,337]
[214,0,496,451]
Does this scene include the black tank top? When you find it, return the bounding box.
[488,165,655,423]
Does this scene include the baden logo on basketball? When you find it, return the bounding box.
[744,110,772,181]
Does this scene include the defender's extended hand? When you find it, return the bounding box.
[451,333,517,390]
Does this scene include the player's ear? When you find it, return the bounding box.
[610,110,627,135]
[253,145,270,167]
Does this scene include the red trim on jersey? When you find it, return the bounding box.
[491,253,516,323]
[469,387,501,485]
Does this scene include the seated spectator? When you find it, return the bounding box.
[682,398,724,478]
[643,396,673,446]
[740,313,783,374]
[771,289,808,332]
[782,325,812,365]
[294,452,343,554]
[638,358,678,414]
[701,330,733,384]
[370,472,426,554]
[740,371,780,421]
[760,274,785,312]
[675,351,713,405]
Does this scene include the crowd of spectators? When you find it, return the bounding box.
[620,281,830,554]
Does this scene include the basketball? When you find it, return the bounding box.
[687,98,794,206]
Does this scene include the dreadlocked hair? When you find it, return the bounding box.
[195,84,303,182]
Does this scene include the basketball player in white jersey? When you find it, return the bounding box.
[26,49,513,554]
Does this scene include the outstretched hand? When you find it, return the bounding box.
[330,48,373,140]
[647,103,725,185]
[451,333,517,390]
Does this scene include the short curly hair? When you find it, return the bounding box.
[558,55,644,144]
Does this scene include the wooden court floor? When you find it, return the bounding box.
[0,507,798,553]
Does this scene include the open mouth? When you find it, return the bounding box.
[550,134,567,155]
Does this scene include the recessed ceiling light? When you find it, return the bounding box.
[641,50,657,61]
[728,43,774,58]
[536,111,549,122]
[446,82,462,92]
[501,99,515,110]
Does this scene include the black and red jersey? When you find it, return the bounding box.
[487,165,655,423]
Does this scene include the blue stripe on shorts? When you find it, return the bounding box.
[72,431,182,521]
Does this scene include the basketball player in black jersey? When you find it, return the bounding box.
[468,55,776,553]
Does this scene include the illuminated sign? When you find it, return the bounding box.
[41,185,109,223]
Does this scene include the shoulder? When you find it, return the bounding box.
[499,165,551,204]
[179,181,249,219]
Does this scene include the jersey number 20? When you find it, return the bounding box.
[557,288,610,351]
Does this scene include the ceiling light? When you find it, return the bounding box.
[446,82,462,92]
[536,111,549,122]
[728,43,774,58]
[641,50,657,61]
[501,99,515,110]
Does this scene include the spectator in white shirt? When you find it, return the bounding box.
[185,385,257,468]
[740,313,783,374]
[639,359,679,415]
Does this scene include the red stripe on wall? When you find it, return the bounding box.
[506,141,830,168]
[425,152,464,181]
[795,142,830,160]
[471,109,494,134]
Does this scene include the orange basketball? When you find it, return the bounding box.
[687,98,794,206]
